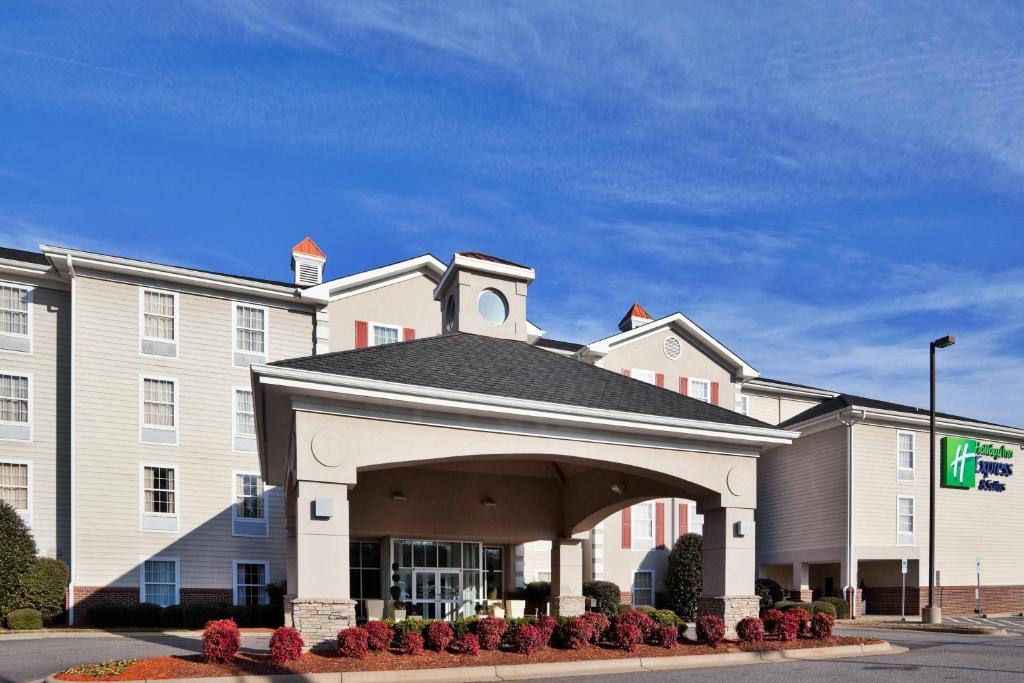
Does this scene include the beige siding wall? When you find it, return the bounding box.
[0,278,70,560]
[326,275,441,352]
[756,425,848,564]
[853,422,1024,586]
[597,328,737,409]
[73,272,314,594]
[744,392,822,426]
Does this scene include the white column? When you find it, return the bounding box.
[551,533,587,616]
[791,562,813,602]
[699,507,759,634]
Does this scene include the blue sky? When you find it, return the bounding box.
[1,2,1022,425]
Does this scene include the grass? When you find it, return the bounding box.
[60,659,137,678]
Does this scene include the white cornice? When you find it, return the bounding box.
[784,404,1024,442]
[433,253,536,301]
[40,245,302,302]
[584,313,759,381]
[252,364,798,447]
[301,254,445,303]
[743,378,837,400]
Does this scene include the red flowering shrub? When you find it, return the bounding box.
[451,632,480,655]
[762,609,785,637]
[650,625,678,649]
[202,619,241,663]
[787,607,811,635]
[562,615,594,649]
[476,616,507,650]
[614,622,643,652]
[399,631,424,656]
[615,609,657,639]
[426,621,454,651]
[269,627,303,663]
[696,615,725,647]
[582,611,610,642]
[774,612,800,641]
[810,613,835,639]
[363,620,393,651]
[337,627,369,658]
[535,614,557,645]
[736,616,764,643]
[512,623,545,654]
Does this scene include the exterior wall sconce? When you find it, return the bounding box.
[391,492,407,502]
[312,498,333,519]
[481,497,497,508]
[610,482,627,494]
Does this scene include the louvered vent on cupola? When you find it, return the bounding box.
[297,262,321,285]
[290,237,326,286]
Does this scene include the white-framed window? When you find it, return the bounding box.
[140,288,178,356]
[688,502,704,536]
[233,560,270,606]
[737,394,750,415]
[0,373,31,432]
[0,460,31,525]
[142,465,177,515]
[234,473,265,520]
[897,496,915,546]
[234,303,267,357]
[234,389,255,438]
[688,378,711,403]
[632,502,655,550]
[0,283,31,352]
[632,570,654,607]
[897,431,915,482]
[142,377,176,428]
[630,369,656,385]
[370,322,401,347]
[140,557,179,607]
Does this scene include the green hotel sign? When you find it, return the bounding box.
[941,437,1015,492]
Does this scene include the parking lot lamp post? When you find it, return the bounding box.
[924,334,955,625]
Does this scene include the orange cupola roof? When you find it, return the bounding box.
[291,237,326,260]
[618,302,654,332]
[626,302,652,320]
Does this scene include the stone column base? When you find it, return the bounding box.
[793,588,814,602]
[698,595,760,637]
[552,595,586,617]
[291,598,357,651]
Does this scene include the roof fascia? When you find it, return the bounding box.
[432,254,536,301]
[785,404,1024,442]
[743,378,837,400]
[301,255,445,303]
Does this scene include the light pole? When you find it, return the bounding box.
[924,334,955,625]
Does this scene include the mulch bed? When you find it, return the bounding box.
[54,636,880,680]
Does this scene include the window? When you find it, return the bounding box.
[738,394,750,416]
[350,541,382,619]
[898,431,915,481]
[0,284,29,336]
[235,473,264,519]
[477,289,509,325]
[234,304,266,355]
[0,461,30,523]
[371,323,401,347]
[631,369,656,385]
[142,290,176,341]
[142,378,175,428]
[897,496,915,545]
[444,295,456,332]
[0,374,29,424]
[485,546,504,600]
[143,466,176,515]
[536,571,551,582]
[235,389,255,438]
[688,378,711,403]
[141,558,178,607]
[234,561,269,606]
[632,502,655,550]
[632,570,654,607]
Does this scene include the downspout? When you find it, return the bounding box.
[66,255,77,624]
[838,408,866,617]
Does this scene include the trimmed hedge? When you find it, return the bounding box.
[87,601,280,629]
[811,601,837,619]
[583,580,621,616]
[6,607,43,630]
[0,500,37,621]
[524,581,550,604]
[819,596,850,619]
[20,557,68,623]
[160,604,184,628]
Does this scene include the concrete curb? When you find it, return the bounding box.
[44,640,902,683]
[840,622,1017,636]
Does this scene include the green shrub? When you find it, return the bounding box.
[754,578,784,614]
[160,605,184,628]
[810,601,837,619]
[88,602,132,628]
[6,607,43,630]
[131,603,162,627]
[0,500,37,621]
[819,597,850,620]
[615,603,632,614]
[229,605,254,627]
[652,609,685,631]
[452,616,477,638]
[391,618,430,639]
[773,600,797,612]
[524,581,550,604]
[182,603,230,629]
[503,616,537,646]
[663,533,702,620]
[20,557,68,623]
[583,580,621,616]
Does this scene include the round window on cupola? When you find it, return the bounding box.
[444,295,457,332]
[663,336,682,360]
[477,288,508,325]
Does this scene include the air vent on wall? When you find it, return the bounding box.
[663,336,681,360]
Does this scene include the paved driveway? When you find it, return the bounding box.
[0,631,270,683]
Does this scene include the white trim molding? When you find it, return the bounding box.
[139,463,180,533]
[0,371,32,442]
[139,374,179,446]
[232,559,271,606]
[231,470,269,537]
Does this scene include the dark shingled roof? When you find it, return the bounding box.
[272,332,771,428]
[780,393,1022,431]
[534,337,585,353]
[0,246,49,266]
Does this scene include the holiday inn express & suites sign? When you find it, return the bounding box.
[941,437,1015,492]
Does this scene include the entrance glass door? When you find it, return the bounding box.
[412,569,462,620]
[438,570,461,620]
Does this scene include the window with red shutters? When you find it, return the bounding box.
[678,377,688,395]
[655,502,665,546]
[711,382,720,405]
[621,507,631,549]
[403,328,416,342]
[355,320,368,348]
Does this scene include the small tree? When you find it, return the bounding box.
[663,532,701,621]
[0,500,37,620]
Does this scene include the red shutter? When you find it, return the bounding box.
[678,377,688,395]
[655,502,665,547]
[678,504,689,537]
[622,369,631,377]
[711,382,720,405]
[403,328,416,342]
[655,373,665,388]
[355,320,368,348]
[621,507,632,549]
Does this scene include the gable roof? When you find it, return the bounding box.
[291,237,326,259]
[271,332,770,428]
[301,253,446,302]
[586,312,758,381]
[779,393,1023,432]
